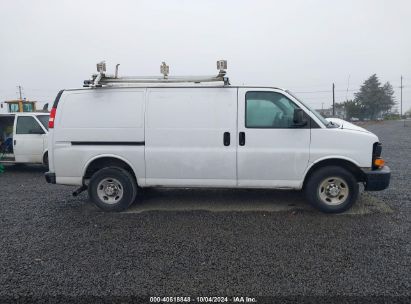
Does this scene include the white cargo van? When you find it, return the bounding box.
[45,62,390,213]
[0,113,49,165]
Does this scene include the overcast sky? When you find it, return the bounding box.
[0,0,410,112]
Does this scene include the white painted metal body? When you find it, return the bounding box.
[0,113,49,164]
[48,86,379,188]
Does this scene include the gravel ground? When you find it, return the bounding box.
[0,121,410,302]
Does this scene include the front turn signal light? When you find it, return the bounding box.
[374,158,385,168]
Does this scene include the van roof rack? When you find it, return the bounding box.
[83,60,230,88]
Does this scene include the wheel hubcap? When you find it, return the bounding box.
[97,178,124,204]
[327,183,341,197]
[318,177,349,205]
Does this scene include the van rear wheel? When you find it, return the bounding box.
[88,167,137,212]
[305,166,359,213]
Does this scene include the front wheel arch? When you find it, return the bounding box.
[303,158,365,190]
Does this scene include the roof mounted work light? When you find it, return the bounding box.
[217,60,227,77]
[96,61,106,73]
[160,62,169,78]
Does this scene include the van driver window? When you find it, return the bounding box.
[245,91,299,128]
[16,116,44,134]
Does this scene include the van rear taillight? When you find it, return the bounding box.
[49,107,57,128]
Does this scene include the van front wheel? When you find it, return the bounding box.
[305,166,359,213]
[88,167,137,212]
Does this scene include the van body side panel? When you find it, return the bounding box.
[309,128,377,168]
[145,88,237,187]
[52,90,146,185]
[48,128,55,172]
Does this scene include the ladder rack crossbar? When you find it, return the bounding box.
[99,75,227,84]
[84,60,230,87]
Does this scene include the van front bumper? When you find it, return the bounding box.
[363,166,390,191]
[45,172,56,184]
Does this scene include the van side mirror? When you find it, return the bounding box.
[293,108,307,127]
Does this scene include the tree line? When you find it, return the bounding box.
[335,74,396,120]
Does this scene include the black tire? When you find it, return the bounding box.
[304,166,359,213]
[88,167,137,212]
[43,153,48,167]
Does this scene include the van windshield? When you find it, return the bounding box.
[286,90,330,127]
[36,115,49,130]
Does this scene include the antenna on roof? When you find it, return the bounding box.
[83,60,230,88]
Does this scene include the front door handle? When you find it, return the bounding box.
[14,140,16,145]
[223,132,230,146]
[239,132,245,146]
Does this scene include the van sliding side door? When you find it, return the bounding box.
[145,88,238,187]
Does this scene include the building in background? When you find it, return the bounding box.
[316,104,347,119]
[334,103,346,119]
[0,99,39,114]
[317,108,333,118]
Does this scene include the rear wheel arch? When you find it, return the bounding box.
[83,156,138,185]
[303,158,366,189]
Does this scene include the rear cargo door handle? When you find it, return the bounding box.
[223,132,230,146]
[239,132,245,146]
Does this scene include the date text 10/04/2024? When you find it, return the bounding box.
[149,296,257,303]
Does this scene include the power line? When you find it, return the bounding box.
[292,90,330,94]
[293,88,359,94]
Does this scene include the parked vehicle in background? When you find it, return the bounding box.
[45,61,391,213]
[350,117,360,122]
[0,113,49,165]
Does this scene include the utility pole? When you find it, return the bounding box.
[400,76,403,118]
[18,85,23,100]
[332,83,335,116]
